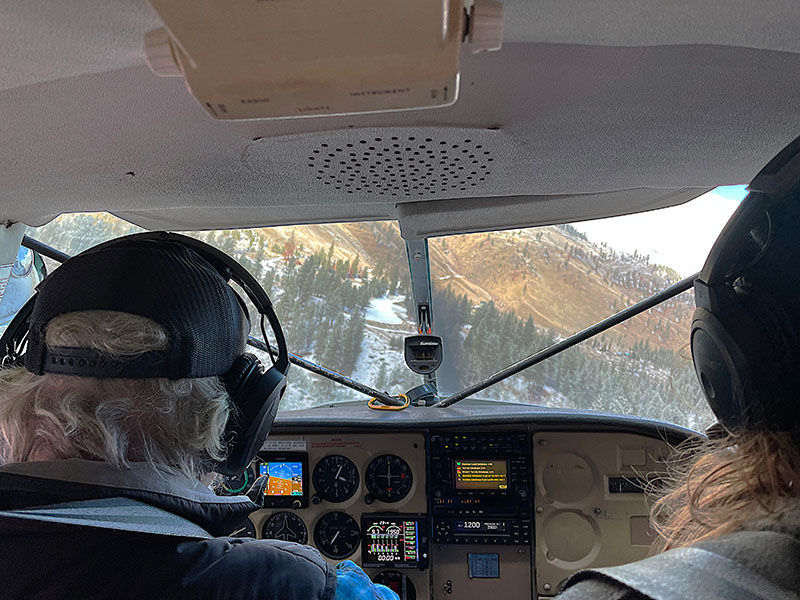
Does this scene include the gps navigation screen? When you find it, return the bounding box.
[362,515,424,568]
[260,461,304,496]
[454,459,509,490]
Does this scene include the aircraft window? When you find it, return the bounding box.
[427,186,747,431]
[27,215,423,411]
[19,186,748,427]
[0,246,48,334]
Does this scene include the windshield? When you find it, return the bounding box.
[429,186,746,430]
[20,186,745,428]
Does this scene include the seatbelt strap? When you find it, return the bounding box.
[569,541,800,600]
[0,497,212,539]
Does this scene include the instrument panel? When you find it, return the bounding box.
[219,428,673,599]
[224,433,429,597]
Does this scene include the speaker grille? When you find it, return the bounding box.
[307,135,494,197]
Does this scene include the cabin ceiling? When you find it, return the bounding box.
[3,1,800,237]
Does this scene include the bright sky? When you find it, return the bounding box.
[572,186,748,277]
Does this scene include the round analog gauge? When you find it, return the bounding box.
[372,571,416,600]
[262,511,308,544]
[313,512,360,559]
[218,465,256,496]
[228,518,257,539]
[313,455,360,502]
[365,455,413,502]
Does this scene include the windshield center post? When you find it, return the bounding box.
[405,239,439,401]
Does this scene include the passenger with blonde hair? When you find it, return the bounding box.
[559,138,800,599]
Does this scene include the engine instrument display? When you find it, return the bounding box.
[361,514,428,569]
[314,512,361,559]
[313,454,359,502]
[453,459,509,490]
[365,455,413,502]
[262,511,308,544]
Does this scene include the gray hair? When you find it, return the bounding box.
[0,311,231,477]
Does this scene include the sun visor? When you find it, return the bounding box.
[396,188,711,239]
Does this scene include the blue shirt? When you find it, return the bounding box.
[335,561,400,600]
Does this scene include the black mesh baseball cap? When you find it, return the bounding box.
[24,237,250,379]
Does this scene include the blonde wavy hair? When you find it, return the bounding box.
[651,430,800,551]
[0,311,231,478]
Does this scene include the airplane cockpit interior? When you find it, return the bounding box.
[2,1,800,599]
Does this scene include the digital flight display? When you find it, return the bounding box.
[260,461,304,496]
[453,459,509,490]
[455,520,508,535]
[361,515,427,569]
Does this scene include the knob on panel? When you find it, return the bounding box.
[434,520,451,537]
[467,0,504,53]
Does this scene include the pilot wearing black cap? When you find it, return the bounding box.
[0,233,397,599]
[558,138,800,599]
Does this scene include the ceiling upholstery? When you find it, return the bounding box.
[3,1,800,235]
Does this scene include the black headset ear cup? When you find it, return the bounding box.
[223,353,262,400]
[691,307,752,429]
[219,353,287,477]
[691,288,794,431]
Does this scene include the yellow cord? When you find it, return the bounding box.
[368,393,410,411]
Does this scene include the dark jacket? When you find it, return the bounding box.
[0,460,337,600]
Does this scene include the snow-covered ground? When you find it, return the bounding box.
[350,328,396,391]
[365,295,406,325]
[351,295,416,390]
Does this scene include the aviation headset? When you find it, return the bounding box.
[0,231,289,477]
[691,135,800,432]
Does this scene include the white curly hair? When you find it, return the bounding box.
[0,310,231,478]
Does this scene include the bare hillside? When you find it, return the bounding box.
[260,221,695,353]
